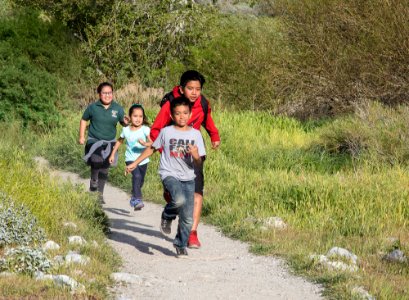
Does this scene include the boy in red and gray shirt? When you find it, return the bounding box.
[150,70,220,248]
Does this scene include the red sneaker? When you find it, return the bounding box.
[187,230,201,249]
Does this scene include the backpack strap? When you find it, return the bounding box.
[160,91,174,107]
[200,95,209,127]
[161,91,208,127]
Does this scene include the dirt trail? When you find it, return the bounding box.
[43,160,322,299]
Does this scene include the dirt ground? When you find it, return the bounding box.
[45,160,322,299]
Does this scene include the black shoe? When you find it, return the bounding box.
[174,245,188,258]
[160,218,172,235]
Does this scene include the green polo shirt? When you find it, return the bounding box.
[82,100,125,142]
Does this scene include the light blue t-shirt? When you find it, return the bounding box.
[120,125,150,165]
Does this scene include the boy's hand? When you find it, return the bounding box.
[211,141,220,149]
[79,137,85,145]
[187,144,199,156]
[125,162,137,175]
[108,155,114,164]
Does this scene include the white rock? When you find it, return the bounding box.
[309,254,329,264]
[310,254,357,272]
[53,275,86,293]
[63,222,78,230]
[43,241,60,251]
[262,216,287,230]
[111,272,143,284]
[65,252,90,265]
[325,260,358,272]
[383,249,407,263]
[327,247,358,264]
[351,286,375,300]
[53,255,65,265]
[68,236,87,245]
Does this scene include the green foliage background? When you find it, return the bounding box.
[0,8,84,130]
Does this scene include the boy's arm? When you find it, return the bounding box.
[150,101,172,141]
[109,138,124,164]
[79,119,88,145]
[202,101,221,149]
[126,146,156,174]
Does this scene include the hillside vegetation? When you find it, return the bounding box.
[1,0,409,298]
[41,107,409,299]
[11,0,409,117]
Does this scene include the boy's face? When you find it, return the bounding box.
[99,86,113,106]
[180,80,201,103]
[171,105,191,127]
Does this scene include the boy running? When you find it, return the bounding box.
[126,96,206,257]
[150,70,220,248]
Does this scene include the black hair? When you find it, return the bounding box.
[129,103,150,126]
[180,70,205,88]
[170,96,192,114]
[97,82,114,94]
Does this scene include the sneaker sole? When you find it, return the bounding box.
[159,224,171,236]
[134,203,144,211]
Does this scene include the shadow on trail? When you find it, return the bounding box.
[105,207,148,218]
[109,218,172,242]
[108,230,175,256]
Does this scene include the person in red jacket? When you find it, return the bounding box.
[150,70,220,248]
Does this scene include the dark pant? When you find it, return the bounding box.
[125,162,148,199]
[90,167,108,194]
[162,176,195,248]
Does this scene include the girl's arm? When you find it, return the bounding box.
[109,138,124,164]
[125,146,156,174]
[78,119,88,145]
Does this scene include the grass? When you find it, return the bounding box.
[38,106,409,299]
[0,123,120,298]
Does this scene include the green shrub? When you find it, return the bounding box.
[317,102,409,165]
[0,246,52,276]
[0,192,46,248]
[0,8,86,130]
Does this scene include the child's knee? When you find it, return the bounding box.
[173,196,185,208]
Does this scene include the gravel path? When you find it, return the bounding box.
[44,160,322,300]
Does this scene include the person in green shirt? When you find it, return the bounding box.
[79,82,128,200]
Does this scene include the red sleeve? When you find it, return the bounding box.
[202,100,220,142]
[150,101,172,141]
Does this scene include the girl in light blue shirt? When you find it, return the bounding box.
[109,104,151,210]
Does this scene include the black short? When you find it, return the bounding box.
[194,162,204,195]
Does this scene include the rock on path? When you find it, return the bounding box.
[46,164,322,299]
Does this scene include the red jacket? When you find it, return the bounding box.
[150,86,220,142]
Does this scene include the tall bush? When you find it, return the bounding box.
[270,0,409,118]
[187,15,286,110]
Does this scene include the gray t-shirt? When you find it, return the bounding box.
[152,126,206,181]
